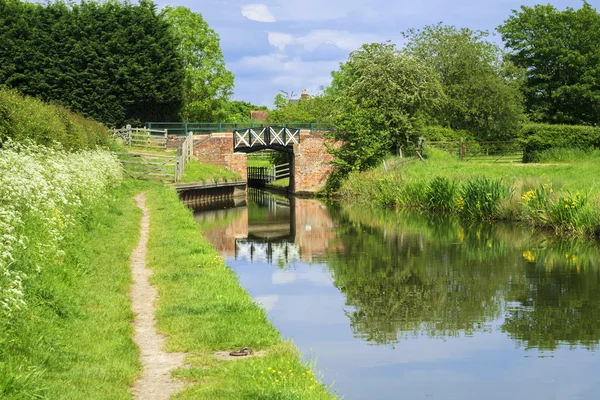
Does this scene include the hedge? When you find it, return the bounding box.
[520,123,600,162]
[0,87,110,150]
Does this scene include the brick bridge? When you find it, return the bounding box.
[168,126,336,194]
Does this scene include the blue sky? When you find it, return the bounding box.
[153,0,598,107]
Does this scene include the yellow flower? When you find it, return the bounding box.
[260,371,264,374]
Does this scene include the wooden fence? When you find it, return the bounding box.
[426,139,523,163]
[113,124,168,149]
[116,132,194,182]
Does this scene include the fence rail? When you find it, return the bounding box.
[113,124,168,149]
[146,122,334,136]
[426,139,523,163]
[115,131,194,182]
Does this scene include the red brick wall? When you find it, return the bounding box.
[293,131,337,194]
[193,133,248,180]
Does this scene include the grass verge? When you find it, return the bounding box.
[336,148,600,238]
[1,185,141,399]
[139,181,336,399]
[181,158,241,183]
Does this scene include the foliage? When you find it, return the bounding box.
[425,177,458,212]
[0,142,137,398]
[403,23,526,141]
[162,6,234,122]
[0,87,110,150]
[326,42,444,180]
[520,123,600,162]
[498,2,600,125]
[335,151,600,237]
[268,91,335,123]
[0,0,184,127]
[224,100,268,123]
[459,177,510,220]
[0,141,122,315]
[522,182,597,235]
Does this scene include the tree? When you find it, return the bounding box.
[403,23,525,141]
[268,91,335,123]
[327,42,444,178]
[498,2,600,125]
[162,6,234,122]
[223,100,268,122]
[0,0,184,127]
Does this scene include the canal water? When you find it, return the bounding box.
[192,189,600,400]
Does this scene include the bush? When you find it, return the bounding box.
[420,126,472,142]
[459,177,510,220]
[520,123,600,162]
[0,88,110,150]
[425,177,457,212]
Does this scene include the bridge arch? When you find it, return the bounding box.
[190,126,336,194]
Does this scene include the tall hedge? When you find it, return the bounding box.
[0,87,110,150]
[0,0,184,127]
[520,123,600,162]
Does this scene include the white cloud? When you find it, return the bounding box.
[241,4,276,22]
[253,295,279,311]
[267,32,294,51]
[268,29,382,52]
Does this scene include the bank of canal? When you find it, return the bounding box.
[194,188,600,400]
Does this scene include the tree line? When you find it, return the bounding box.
[272,2,600,179]
[0,0,239,127]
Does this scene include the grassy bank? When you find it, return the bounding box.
[137,181,336,399]
[181,158,241,183]
[336,148,600,238]
[0,143,140,398]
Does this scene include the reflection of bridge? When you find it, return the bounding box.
[196,189,336,265]
[235,239,301,264]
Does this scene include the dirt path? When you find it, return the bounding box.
[131,193,186,400]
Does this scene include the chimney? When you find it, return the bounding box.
[301,89,308,101]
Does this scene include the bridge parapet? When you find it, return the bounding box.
[233,126,300,153]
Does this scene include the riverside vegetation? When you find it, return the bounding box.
[336,148,600,239]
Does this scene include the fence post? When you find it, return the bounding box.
[459,137,465,160]
[218,122,222,133]
[188,131,193,161]
[176,147,183,182]
[126,124,132,146]
[164,129,168,149]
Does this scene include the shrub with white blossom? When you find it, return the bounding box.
[0,140,122,315]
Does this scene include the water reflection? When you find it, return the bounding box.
[193,189,600,399]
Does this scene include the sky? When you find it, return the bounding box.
[153,0,598,107]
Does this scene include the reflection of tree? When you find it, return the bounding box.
[328,205,600,349]
[328,215,512,345]
[502,243,600,351]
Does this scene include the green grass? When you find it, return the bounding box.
[1,185,141,399]
[337,148,600,237]
[139,182,337,399]
[270,178,290,188]
[181,158,241,183]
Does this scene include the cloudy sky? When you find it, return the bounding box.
[154,0,598,107]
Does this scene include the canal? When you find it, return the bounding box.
[192,189,600,400]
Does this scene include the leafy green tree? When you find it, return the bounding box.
[0,0,184,127]
[498,2,600,125]
[223,100,268,122]
[327,42,443,179]
[162,5,234,122]
[403,23,525,141]
[268,91,334,123]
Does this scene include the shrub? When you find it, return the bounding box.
[520,123,600,162]
[0,88,110,150]
[459,177,510,220]
[0,140,122,316]
[425,177,457,212]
